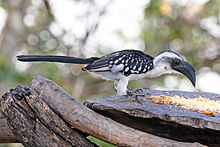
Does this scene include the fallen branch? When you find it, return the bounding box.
[0,76,203,146]
[1,85,94,147]
[85,89,220,146]
[30,76,203,146]
[0,111,17,143]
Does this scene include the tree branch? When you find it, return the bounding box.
[0,111,17,143]
[30,76,203,147]
[0,76,204,146]
[1,84,94,147]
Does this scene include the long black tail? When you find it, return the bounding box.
[17,55,100,64]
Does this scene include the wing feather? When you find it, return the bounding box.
[84,49,154,76]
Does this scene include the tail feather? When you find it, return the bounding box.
[17,55,99,64]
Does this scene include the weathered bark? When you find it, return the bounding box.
[0,76,204,147]
[0,85,95,147]
[85,89,220,146]
[0,111,17,143]
[30,76,203,147]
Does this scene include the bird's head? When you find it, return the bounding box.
[153,50,196,87]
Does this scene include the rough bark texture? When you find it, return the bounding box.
[0,111,17,143]
[0,76,204,147]
[0,85,95,147]
[31,76,204,147]
[85,89,220,146]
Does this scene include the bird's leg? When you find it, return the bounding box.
[115,78,144,100]
[127,89,145,97]
[127,89,145,103]
[127,90,135,96]
[114,80,118,90]
[116,78,128,95]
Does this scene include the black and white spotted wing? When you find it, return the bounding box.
[84,50,154,76]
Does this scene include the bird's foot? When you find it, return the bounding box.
[127,90,135,97]
[127,90,145,103]
[127,90,145,97]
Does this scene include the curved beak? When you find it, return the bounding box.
[172,61,196,87]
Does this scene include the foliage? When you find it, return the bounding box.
[87,136,115,147]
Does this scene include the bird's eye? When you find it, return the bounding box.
[173,61,180,66]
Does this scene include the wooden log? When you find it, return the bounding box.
[0,85,95,147]
[0,111,17,143]
[84,89,220,146]
[30,76,203,147]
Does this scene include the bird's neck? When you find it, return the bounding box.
[145,59,173,78]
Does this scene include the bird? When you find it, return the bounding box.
[17,49,196,95]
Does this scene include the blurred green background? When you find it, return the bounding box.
[1,0,220,146]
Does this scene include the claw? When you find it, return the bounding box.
[127,90,145,97]
[127,90,145,104]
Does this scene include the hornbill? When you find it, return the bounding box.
[17,49,196,95]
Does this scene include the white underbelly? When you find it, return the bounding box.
[128,73,148,80]
[128,70,164,80]
[94,71,154,81]
[93,71,125,81]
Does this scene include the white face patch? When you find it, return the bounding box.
[145,51,184,78]
[153,51,183,66]
[144,64,174,78]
